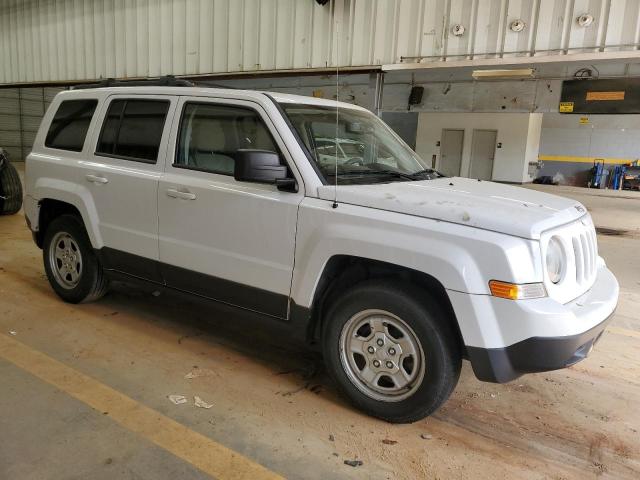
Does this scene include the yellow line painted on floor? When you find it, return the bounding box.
[538,155,634,165]
[607,326,640,340]
[0,333,283,480]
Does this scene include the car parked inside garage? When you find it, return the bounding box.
[24,84,619,423]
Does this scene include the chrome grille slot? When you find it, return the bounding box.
[589,229,598,271]
[570,222,597,287]
[573,236,584,284]
[581,233,590,280]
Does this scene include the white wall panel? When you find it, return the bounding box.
[415,112,542,182]
[1,0,639,85]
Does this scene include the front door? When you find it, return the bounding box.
[157,97,303,318]
[469,129,497,181]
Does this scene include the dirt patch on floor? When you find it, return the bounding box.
[595,227,632,237]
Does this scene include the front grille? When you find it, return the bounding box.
[571,225,598,286]
[542,215,599,305]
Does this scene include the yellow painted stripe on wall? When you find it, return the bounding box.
[0,333,284,480]
[538,155,635,165]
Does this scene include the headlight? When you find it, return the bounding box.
[546,236,565,284]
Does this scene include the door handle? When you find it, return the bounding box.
[166,188,196,200]
[86,174,108,184]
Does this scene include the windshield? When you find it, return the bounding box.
[280,103,441,185]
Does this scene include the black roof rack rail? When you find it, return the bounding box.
[71,75,195,90]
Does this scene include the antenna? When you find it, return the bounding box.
[332,20,339,209]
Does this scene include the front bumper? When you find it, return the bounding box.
[467,311,613,382]
[449,261,619,383]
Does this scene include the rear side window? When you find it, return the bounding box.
[45,99,98,152]
[96,99,170,163]
[175,103,279,175]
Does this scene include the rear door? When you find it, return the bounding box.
[157,97,304,318]
[81,95,177,281]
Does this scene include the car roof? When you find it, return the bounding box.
[58,86,368,112]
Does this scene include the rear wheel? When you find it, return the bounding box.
[43,215,109,303]
[322,280,461,423]
[0,161,23,215]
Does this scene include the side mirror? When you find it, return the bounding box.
[234,149,287,182]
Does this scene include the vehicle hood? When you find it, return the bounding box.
[317,177,586,239]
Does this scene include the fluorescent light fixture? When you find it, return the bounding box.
[472,68,534,79]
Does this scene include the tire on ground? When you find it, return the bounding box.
[0,162,23,215]
[322,279,461,423]
[42,214,109,303]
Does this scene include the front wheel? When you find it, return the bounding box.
[322,280,461,423]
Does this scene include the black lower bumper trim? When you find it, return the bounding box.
[467,312,614,383]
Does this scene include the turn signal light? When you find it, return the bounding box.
[489,280,546,300]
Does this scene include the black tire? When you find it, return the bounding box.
[42,214,109,303]
[0,161,23,215]
[322,279,461,423]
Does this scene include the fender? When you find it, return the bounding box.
[290,198,543,310]
[32,177,104,248]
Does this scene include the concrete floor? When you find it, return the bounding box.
[523,184,640,237]
[1,169,639,479]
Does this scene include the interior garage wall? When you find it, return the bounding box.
[537,113,640,186]
[2,0,640,85]
[415,112,542,183]
[0,87,62,161]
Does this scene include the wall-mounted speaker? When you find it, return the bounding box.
[408,86,424,107]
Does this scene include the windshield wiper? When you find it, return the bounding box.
[335,169,416,180]
[407,168,442,179]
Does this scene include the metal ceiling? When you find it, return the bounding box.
[1,0,640,85]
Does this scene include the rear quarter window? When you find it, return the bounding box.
[45,99,98,152]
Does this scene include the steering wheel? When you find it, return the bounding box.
[344,157,364,166]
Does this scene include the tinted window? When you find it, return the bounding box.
[96,99,169,162]
[175,103,278,175]
[45,99,98,152]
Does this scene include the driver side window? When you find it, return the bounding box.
[175,103,279,176]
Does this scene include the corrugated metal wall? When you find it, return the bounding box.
[1,0,640,85]
[0,87,61,160]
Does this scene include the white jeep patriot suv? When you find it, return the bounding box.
[24,81,619,423]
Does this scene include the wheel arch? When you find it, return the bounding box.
[34,199,81,248]
[34,196,100,249]
[29,176,103,249]
[299,255,465,356]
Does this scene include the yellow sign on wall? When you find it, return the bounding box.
[559,102,574,113]
[579,117,590,124]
